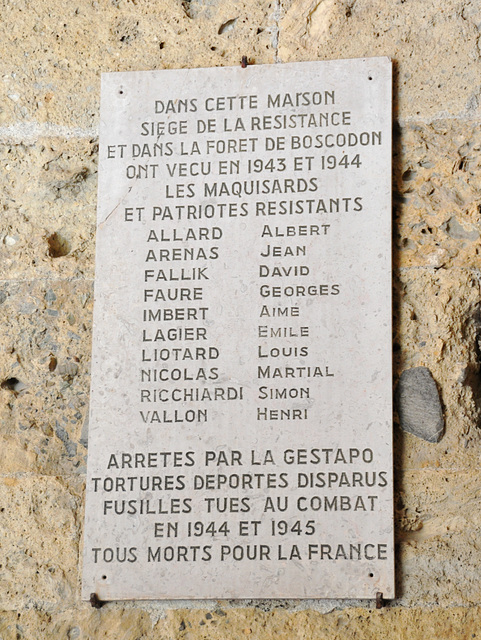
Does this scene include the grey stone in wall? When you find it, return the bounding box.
[396,366,445,442]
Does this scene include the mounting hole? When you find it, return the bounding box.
[47,232,70,258]
[102,575,107,580]
[1,377,25,392]
[368,75,373,81]
[368,572,374,578]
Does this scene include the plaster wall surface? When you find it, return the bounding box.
[1,0,481,638]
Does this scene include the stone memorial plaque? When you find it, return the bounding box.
[82,58,394,601]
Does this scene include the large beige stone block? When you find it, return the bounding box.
[18,608,161,640]
[0,612,16,640]
[394,121,481,270]
[0,279,92,475]
[0,475,82,611]
[0,139,97,281]
[397,470,481,541]
[396,470,481,605]
[7,606,481,640]
[393,267,481,468]
[399,536,481,606]
[278,0,481,121]
[0,0,276,131]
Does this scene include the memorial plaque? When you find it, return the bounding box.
[82,58,394,600]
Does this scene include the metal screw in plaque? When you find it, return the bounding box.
[82,58,394,601]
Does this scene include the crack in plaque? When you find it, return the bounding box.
[98,186,133,228]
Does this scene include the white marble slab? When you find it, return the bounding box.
[82,58,394,601]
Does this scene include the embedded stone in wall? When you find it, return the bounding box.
[396,367,444,442]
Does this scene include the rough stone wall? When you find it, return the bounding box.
[1,0,480,638]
